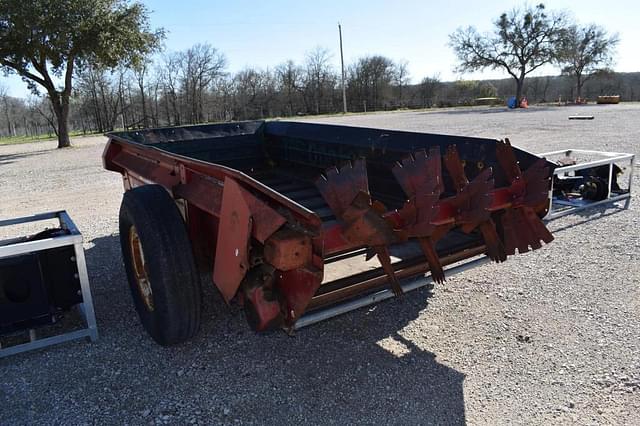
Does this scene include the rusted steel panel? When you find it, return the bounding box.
[111,151,180,190]
[102,139,123,172]
[212,177,288,303]
[186,203,219,268]
[393,148,447,282]
[315,160,369,217]
[213,178,253,303]
[264,229,312,271]
[241,265,283,331]
[316,160,404,295]
[173,170,224,216]
[276,266,323,326]
[320,222,352,255]
[495,139,554,254]
[239,186,287,244]
[443,146,506,262]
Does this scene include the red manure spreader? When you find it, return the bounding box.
[103,121,555,345]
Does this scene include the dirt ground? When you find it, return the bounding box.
[1,104,638,425]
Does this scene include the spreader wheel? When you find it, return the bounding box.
[119,184,202,346]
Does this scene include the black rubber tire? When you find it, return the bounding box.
[118,184,201,346]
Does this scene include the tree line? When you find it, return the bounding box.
[3,68,637,140]
[0,1,626,147]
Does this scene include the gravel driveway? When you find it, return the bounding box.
[1,104,638,425]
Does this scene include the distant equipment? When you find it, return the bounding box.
[568,115,595,120]
[0,211,98,358]
[597,95,620,104]
[541,149,635,219]
[475,97,501,106]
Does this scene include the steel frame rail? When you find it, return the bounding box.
[0,211,98,358]
[539,149,635,220]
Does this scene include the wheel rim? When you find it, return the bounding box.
[129,225,154,312]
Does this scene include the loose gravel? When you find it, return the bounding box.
[0,104,638,425]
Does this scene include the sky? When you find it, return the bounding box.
[2,0,639,98]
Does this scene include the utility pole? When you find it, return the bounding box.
[338,23,347,113]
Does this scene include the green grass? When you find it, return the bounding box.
[0,130,102,146]
[0,133,55,145]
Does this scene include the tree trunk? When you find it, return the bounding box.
[542,77,550,102]
[140,84,148,128]
[50,93,71,148]
[515,74,525,108]
[576,74,583,101]
[3,98,12,136]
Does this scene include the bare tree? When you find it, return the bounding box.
[0,84,13,136]
[393,60,410,107]
[276,60,304,116]
[177,43,227,124]
[304,47,336,114]
[419,75,441,107]
[133,61,150,128]
[233,67,262,119]
[160,53,182,125]
[558,24,619,100]
[449,3,567,106]
[348,55,397,111]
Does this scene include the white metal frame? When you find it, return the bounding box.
[539,149,635,220]
[0,211,98,358]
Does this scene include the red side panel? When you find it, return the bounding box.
[276,265,323,325]
[241,190,287,244]
[213,178,253,303]
[212,177,288,303]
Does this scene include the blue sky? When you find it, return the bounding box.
[2,0,639,98]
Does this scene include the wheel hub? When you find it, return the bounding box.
[129,226,154,312]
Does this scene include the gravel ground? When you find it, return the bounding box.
[1,104,638,425]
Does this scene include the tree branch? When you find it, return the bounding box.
[30,58,56,93]
[0,59,50,89]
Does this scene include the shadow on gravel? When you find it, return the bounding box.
[1,234,466,425]
[417,105,559,116]
[0,149,52,165]
[547,201,631,233]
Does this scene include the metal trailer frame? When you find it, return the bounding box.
[539,149,635,220]
[103,122,561,336]
[0,211,98,358]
